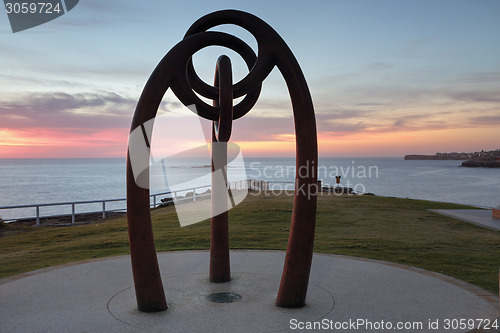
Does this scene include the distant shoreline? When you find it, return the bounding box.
[404,154,466,160]
[460,160,500,168]
[404,150,500,168]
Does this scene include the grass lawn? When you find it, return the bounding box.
[1,192,499,294]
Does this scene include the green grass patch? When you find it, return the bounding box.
[0,193,499,294]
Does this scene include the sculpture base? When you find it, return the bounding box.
[108,271,333,331]
[1,251,497,333]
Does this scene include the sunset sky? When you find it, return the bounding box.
[1,0,499,158]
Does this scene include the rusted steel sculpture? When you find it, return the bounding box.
[126,10,318,312]
[210,55,232,283]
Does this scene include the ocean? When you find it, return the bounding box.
[0,157,499,220]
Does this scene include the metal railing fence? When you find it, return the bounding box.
[0,179,270,226]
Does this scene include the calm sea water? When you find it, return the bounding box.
[0,157,499,220]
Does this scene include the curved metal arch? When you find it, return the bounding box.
[126,9,318,312]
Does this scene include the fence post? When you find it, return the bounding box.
[102,201,106,219]
[71,203,75,225]
[193,189,196,202]
[36,206,40,226]
[153,195,156,208]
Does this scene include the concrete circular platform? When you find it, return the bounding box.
[1,250,498,332]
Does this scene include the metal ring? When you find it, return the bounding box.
[184,10,275,101]
[184,32,263,120]
[167,31,262,121]
[213,55,232,142]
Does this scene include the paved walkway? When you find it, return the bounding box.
[430,209,500,231]
[1,251,498,333]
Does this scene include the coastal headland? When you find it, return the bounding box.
[405,149,500,168]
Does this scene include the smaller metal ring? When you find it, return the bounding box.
[213,55,233,142]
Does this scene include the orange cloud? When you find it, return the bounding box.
[235,140,296,157]
[318,127,500,157]
[2,124,497,159]
[0,128,128,158]
[233,124,499,158]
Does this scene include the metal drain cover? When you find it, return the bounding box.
[206,292,242,303]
